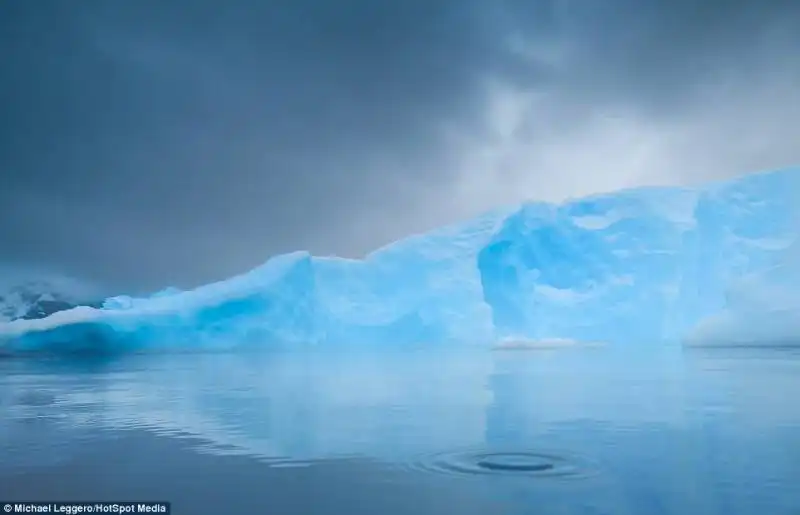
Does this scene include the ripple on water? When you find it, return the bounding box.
[406,448,593,479]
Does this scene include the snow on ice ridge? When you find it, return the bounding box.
[1,168,798,354]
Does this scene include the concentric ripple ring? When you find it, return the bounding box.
[407,447,592,479]
[476,452,555,472]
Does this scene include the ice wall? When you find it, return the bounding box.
[1,169,798,354]
[687,238,800,346]
[480,169,799,343]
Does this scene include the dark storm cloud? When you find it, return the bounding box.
[504,0,800,108]
[2,0,799,292]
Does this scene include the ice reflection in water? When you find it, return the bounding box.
[1,346,799,515]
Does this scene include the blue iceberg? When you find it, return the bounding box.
[1,168,798,354]
[686,238,800,347]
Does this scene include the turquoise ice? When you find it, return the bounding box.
[2,168,798,353]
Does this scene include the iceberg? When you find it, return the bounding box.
[686,238,800,347]
[1,168,798,354]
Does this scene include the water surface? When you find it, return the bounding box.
[1,346,799,515]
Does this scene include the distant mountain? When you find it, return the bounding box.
[0,270,103,322]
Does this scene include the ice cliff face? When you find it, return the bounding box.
[480,171,799,343]
[686,238,800,347]
[1,169,798,354]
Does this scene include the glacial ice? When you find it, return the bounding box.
[1,168,798,354]
[686,238,800,347]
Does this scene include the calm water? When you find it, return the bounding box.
[1,346,799,515]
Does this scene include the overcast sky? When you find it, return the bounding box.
[2,0,799,293]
